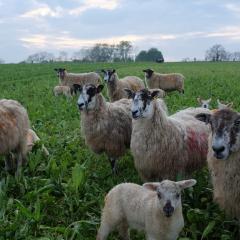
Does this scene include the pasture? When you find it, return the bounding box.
[0,61,240,239]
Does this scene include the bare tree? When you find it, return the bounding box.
[116,41,133,62]
[26,52,55,63]
[205,44,227,61]
[58,51,68,62]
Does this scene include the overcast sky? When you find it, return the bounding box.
[1,0,240,63]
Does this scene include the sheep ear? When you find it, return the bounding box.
[177,179,197,190]
[124,88,134,98]
[73,84,82,92]
[197,97,202,104]
[207,98,211,103]
[227,102,233,108]
[143,182,159,191]
[195,113,211,124]
[112,69,116,73]
[54,68,58,72]
[101,69,106,73]
[96,84,104,93]
[151,90,160,99]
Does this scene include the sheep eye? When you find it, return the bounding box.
[234,120,240,127]
[176,193,180,199]
[157,192,162,199]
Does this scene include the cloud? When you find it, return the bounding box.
[225,3,240,13]
[205,26,240,40]
[69,0,120,16]
[20,4,63,19]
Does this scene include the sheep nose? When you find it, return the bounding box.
[78,103,84,110]
[163,201,174,217]
[212,145,225,154]
[132,110,138,118]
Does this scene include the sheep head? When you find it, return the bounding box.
[143,179,196,217]
[196,109,240,160]
[197,97,211,109]
[143,69,154,78]
[103,69,116,83]
[77,84,104,111]
[124,88,160,119]
[54,68,66,81]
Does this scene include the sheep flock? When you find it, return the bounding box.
[0,65,239,240]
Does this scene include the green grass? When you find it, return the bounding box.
[0,61,240,239]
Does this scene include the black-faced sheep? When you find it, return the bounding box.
[101,69,145,102]
[196,109,240,220]
[143,69,185,93]
[97,179,197,240]
[0,99,30,171]
[125,88,211,182]
[75,84,132,173]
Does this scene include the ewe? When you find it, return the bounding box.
[196,109,240,220]
[97,179,196,240]
[102,69,145,102]
[143,68,185,93]
[75,84,132,173]
[125,88,211,181]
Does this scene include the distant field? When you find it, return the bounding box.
[0,62,239,239]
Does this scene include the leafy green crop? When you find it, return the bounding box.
[0,61,239,239]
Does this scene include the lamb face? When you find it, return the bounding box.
[77,84,104,111]
[217,99,233,110]
[196,109,240,160]
[197,97,211,109]
[54,68,65,81]
[143,179,196,217]
[125,89,159,119]
[102,69,116,83]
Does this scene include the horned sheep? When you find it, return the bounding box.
[75,84,132,173]
[97,179,197,240]
[125,88,211,182]
[196,109,240,220]
[101,69,145,102]
[0,99,30,171]
[143,69,185,93]
[54,68,101,89]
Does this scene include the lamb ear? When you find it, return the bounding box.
[73,84,82,92]
[101,69,106,73]
[207,98,211,103]
[227,102,233,108]
[96,84,104,93]
[54,68,58,72]
[112,69,116,73]
[124,88,134,98]
[197,97,202,104]
[143,182,159,191]
[177,179,197,190]
[195,113,211,124]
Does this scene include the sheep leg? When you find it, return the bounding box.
[4,152,16,172]
[96,222,113,240]
[108,157,118,174]
[117,221,130,240]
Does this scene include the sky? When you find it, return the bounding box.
[1,0,240,63]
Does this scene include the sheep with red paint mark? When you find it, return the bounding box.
[0,99,30,171]
[125,88,211,182]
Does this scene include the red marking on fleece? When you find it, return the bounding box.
[186,128,208,156]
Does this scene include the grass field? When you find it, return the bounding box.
[0,61,240,240]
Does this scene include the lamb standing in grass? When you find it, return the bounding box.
[102,69,145,102]
[75,84,132,173]
[54,68,101,89]
[0,99,29,171]
[143,69,185,93]
[196,109,240,220]
[53,85,72,98]
[125,88,211,181]
[97,179,197,240]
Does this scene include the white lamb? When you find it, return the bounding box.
[97,179,197,240]
[53,85,72,98]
